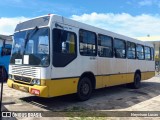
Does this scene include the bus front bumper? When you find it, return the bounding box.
[7,79,49,97]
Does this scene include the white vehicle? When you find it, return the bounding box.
[7,14,155,100]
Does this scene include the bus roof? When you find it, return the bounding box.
[51,14,153,47]
[15,14,154,48]
[0,35,12,41]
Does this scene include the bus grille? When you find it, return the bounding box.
[14,75,32,83]
[11,65,40,78]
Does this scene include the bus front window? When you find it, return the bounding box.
[10,27,50,67]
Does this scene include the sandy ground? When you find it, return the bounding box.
[1,76,160,120]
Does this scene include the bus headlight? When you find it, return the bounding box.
[9,74,14,80]
[8,74,12,79]
[31,79,40,85]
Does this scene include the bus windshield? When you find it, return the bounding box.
[10,27,50,67]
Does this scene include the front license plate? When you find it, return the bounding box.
[12,84,29,92]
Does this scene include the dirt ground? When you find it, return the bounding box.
[1,76,160,120]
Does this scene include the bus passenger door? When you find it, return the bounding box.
[50,23,80,96]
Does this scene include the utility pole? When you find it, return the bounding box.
[0,66,4,118]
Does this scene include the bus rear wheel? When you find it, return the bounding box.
[131,73,141,89]
[77,77,92,101]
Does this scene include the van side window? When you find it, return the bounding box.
[127,41,136,59]
[98,34,113,57]
[114,38,126,58]
[136,44,144,60]
[79,29,97,56]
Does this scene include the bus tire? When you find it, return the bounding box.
[131,73,141,89]
[77,77,92,101]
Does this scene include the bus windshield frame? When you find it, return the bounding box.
[10,27,50,67]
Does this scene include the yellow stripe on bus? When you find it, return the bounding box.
[96,71,155,89]
[7,71,155,98]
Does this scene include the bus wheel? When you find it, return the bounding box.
[77,77,92,101]
[131,73,141,89]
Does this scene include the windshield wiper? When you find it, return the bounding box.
[24,26,39,48]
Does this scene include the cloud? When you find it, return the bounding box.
[138,0,153,6]
[138,0,160,7]
[1,13,160,38]
[0,17,29,35]
[71,12,160,37]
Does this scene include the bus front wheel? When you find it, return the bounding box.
[77,77,92,101]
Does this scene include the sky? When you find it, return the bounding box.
[0,0,160,38]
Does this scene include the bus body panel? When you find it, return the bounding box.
[50,22,98,79]
[7,14,155,98]
[7,79,49,97]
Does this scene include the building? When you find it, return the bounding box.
[0,34,12,46]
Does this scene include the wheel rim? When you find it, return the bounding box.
[81,82,90,95]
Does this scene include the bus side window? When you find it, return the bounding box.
[144,46,151,60]
[136,44,144,60]
[151,47,154,61]
[127,41,136,59]
[79,29,97,56]
[114,38,126,58]
[1,47,11,56]
[98,34,113,57]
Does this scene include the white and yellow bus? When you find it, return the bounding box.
[7,14,155,101]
